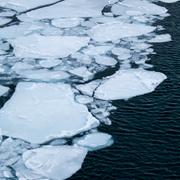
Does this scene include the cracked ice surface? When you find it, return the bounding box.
[0,0,177,179]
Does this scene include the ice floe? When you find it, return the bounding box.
[0,0,59,11]
[10,34,90,58]
[23,146,87,180]
[112,0,167,16]
[52,18,83,28]
[94,69,167,100]
[74,132,113,150]
[0,83,99,144]
[26,0,108,19]
[94,55,117,66]
[149,34,172,43]
[89,22,156,42]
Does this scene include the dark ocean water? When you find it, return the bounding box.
[70,2,180,180]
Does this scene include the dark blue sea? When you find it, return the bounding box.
[70,2,180,180]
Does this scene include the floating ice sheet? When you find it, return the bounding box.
[23,145,87,180]
[26,0,108,19]
[0,83,99,144]
[149,34,172,43]
[112,0,167,16]
[74,132,113,150]
[0,0,59,11]
[94,69,167,100]
[89,22,156,42]
[10,34,90,58]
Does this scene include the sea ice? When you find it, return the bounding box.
[116,0,167,16]
[0,85,9,96]
[69,67,93,80]
[94,55,117,66]
[75,95,94,104]
[0,0,59,11]
[94,69,167,100]
[39,59,62,68]
[0,83,99,144]
[149,34,172,43]
[52,18,83,28]
[76,81,100,97]
[74,132,113,150]
[89,22,156,42]
[26,0,108,19]
[158,0,180,3]
[23,146,87,180]
[0,18,11,26]
[17,69,70,82]
[10,34,90,58]
[83,45,113,56]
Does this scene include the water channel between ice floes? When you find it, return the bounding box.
[0,0,179,179]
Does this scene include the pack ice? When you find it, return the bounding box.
[0,0,176,179]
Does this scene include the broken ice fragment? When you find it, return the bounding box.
[0,85,9,96]
[74,132,113,150]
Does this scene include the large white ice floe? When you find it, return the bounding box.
[94,69,167,100]
[74,132,113,150]
[0,0,59,11]
[10,34,90,58]
[89,22,156,42]
[0,82,99,144]
[111,0,167,16]
[26,0,108,19]
[23,145,87,180]
[158,0,180,3]
[149,34,172,43]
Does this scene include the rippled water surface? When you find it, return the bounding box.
[70,2,180,180]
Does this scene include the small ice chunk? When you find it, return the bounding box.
[52,18,82,28]
[23,146,87,180]
[149,34,172,43]
[83,45,113,56]
[39,59,62,68]
[95,69,167,100]
[75,95,94,104]
[158,0,179,3]
[89,22,156,42]
[0,85,9,96]
[74,132,113,150]
[76,81,100,96]
[111,47,132,60]
[0,83,99,144]
[94,55,117,66]
[11,34,90,58]
[69,67,93,80]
